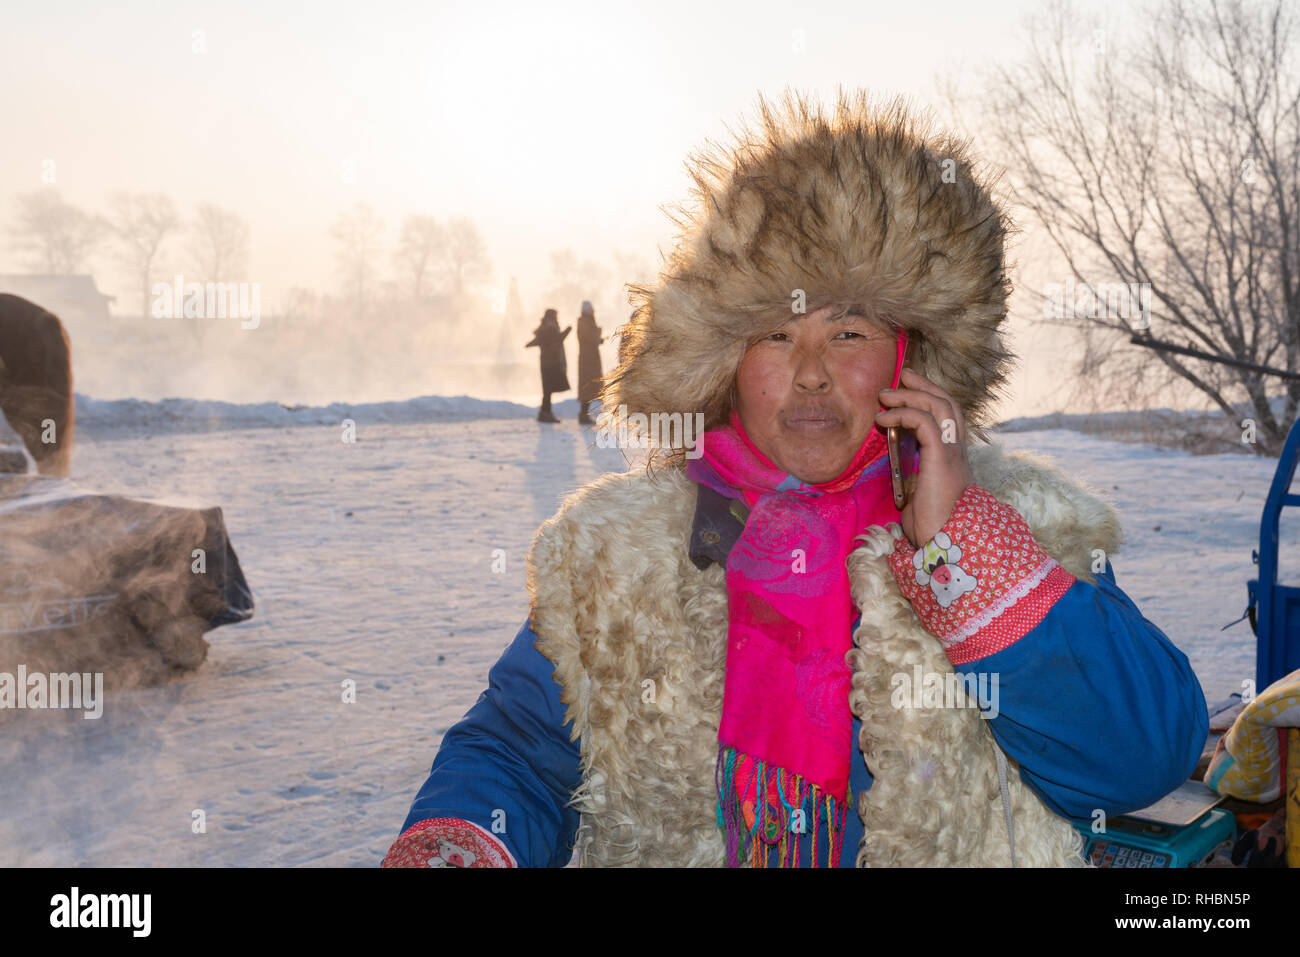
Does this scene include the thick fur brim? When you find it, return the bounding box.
[604,89,1016,436]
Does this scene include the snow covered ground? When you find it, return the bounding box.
[0,411,1291,866]
[73,389,559,436]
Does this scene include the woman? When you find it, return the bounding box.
[525,308,570,423]
[575,301,603,425]
[385,91,1208,867]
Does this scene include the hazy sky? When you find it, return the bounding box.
[1,0,1133,414]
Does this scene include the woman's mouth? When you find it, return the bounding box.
[782,410,842,433]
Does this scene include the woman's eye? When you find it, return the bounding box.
[835,330,864,340]
[765,332,790,342]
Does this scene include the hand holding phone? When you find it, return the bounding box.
[876,346,978,547]
[887,333,919,510]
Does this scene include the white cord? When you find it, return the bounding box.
[994,740,1017,867]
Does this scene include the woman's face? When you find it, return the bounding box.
[734,306,897,484]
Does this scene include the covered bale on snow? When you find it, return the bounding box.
[0,475,253,697]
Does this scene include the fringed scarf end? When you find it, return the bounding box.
[715,743,848,868]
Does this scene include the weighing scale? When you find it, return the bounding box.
[1073,781,1236,868]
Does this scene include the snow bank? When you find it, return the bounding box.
[75,392,588,437]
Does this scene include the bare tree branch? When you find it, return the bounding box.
[974,0,1300,454]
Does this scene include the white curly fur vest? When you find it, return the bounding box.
[526,442,1124,867]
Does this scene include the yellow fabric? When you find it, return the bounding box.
[1206,669,1300,803]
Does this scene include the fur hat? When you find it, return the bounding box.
[605,89,1016,441]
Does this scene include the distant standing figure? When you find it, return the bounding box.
[525,308,571,423]
[0,293,74,476]
[576,301,604,425]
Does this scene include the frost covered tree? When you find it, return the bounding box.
[189,203,250,282]
[108,191,181,319]
[330,202,385,318]
[395,214,445,301]
[441,218,489,296]
[10,189,106,275]
[978,0,1300,455]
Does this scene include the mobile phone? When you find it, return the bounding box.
[887,424,919,510]
[887,333,919,510]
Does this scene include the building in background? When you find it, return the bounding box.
[0,274,115,344]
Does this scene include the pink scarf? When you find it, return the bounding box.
[686,330,907,867]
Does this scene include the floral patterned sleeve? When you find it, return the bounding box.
[886,483,1077,666]
[886,483,1208,820]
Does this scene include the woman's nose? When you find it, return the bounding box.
[792,349,830,392]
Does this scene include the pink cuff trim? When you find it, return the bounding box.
[888,484,1077,665]
[942,563,1076,665]
[381,817,518,868]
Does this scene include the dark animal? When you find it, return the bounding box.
[0,293,74,476]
